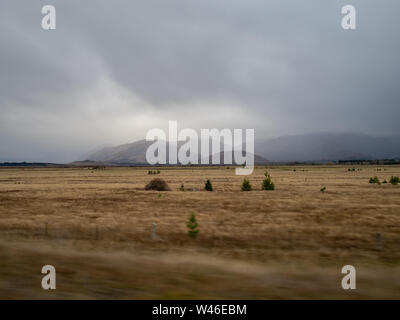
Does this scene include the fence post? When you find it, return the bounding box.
[375,232,381,250]
[289,234,294,249]
[152,223,157,240]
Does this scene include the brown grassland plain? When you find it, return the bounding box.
[0,165,399,299]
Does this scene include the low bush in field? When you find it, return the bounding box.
[205,179,213,191]
[369,176,381,185]
[389,176,399,185]
[187,213,199,239]
[262,171,275,190]
[145,178,171,191]
[241,179,252,191]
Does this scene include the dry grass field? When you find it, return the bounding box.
[0,165,399,299]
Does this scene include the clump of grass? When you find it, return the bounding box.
[180,184,185,191]
[261,171,275,190]
[369,176,381,185]
[187,213,199,239]
[148,170,160,175]
[383,179,387,184]
[320,186,326,193]
[241,179,252,191]
[389,176,399,185]
[145,178,171,191]
[348,168,355,172]
[205,179,213,191]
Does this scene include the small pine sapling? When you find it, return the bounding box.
[205,179,213,191]
[261,171,275,190]
[241,179,252,191]
[187,213,199,239]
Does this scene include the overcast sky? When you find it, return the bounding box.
[0,0,399,162]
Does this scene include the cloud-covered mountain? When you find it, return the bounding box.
[80,139,267,165]
[80,132,400,165]
[81,140,151,164]
[255,133,400,162]
[1,1,400,164]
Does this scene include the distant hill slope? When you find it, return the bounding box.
[84,140,151,164]
[255,133,400,162]
[82,139,268,165]
[80,132,400,165]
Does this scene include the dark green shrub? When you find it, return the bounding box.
[369,176,381,184]
[261,171,275,190]
[187,213,199,239]
[205,179,213,191]
[320,186,326,192]
[390,176,399,185]
[241,179,252,191]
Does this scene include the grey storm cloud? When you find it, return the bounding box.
[0,0,399,162]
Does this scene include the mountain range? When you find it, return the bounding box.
[77,132,400,165]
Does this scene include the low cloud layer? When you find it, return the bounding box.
[0,0,399,162]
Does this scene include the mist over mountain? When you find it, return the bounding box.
[255,133,400,162]
[80,132,400,165]
[2,2,400,165]
[81,140,151,164]
[80,139,267,165]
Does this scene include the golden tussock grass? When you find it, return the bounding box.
[0,165,399,299]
